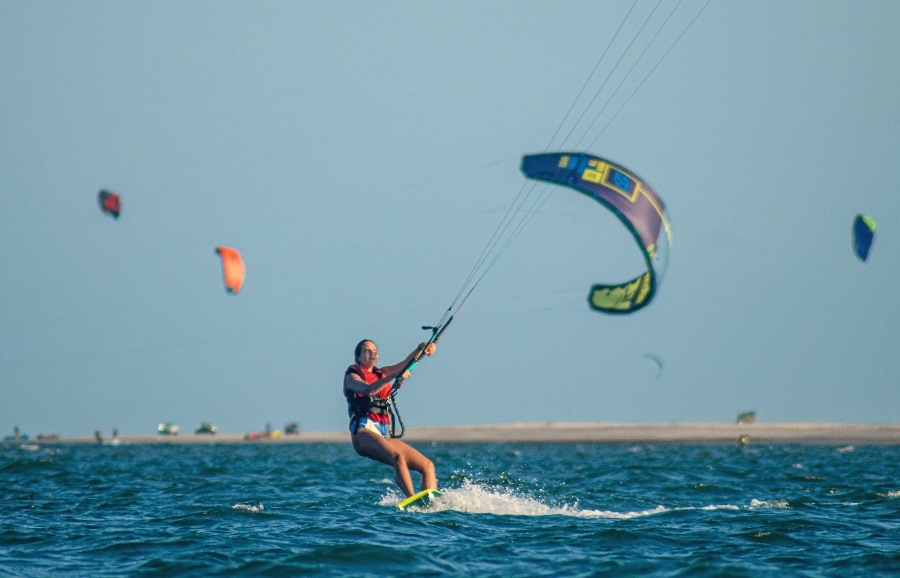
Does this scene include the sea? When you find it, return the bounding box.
[1,441,899,576]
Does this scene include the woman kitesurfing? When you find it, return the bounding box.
[334,0,699,508]
[344,338,438,497]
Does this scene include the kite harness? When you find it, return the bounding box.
[344,365,392,432]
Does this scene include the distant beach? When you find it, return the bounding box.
[30,422,900,445]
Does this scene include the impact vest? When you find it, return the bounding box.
[344,365,391,425]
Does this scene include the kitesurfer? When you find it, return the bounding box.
[344,339,437,497]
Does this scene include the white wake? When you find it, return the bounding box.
[381,481,780,518]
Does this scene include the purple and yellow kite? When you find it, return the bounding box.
[521,152,671,314]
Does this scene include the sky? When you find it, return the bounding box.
[1,1,899,437]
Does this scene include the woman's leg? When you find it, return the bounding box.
[385,438,436,491]
[351,430,436,495]
[352,429,416,496]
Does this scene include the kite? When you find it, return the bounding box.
[521,152,671,313]
[98,190,121,219]
[852,214,876,262]
[215,247,245,294]
[642,354,663,379]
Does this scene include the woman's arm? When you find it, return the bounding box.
[344,369,407,396]
[380,342,437,375]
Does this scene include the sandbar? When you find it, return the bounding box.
[21,422,900,445]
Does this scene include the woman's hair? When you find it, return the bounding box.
[354,339,374,364]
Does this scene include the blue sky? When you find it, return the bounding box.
[2,1,898,436]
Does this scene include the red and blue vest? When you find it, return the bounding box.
[344,365,391,424]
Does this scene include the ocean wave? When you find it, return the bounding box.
[697,504,741,511]
[749,499,789,509]
[231,503,264,513]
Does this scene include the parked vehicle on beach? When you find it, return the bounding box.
[737,411,756,424]
[244,424,281,440]
[195,422,216,435]
[158,423,179,435]
[284,422,300,435]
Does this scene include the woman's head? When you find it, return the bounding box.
[354,339,378,365]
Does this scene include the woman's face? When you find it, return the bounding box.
[357,341,378,367]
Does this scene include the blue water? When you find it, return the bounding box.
[2,442,899,576]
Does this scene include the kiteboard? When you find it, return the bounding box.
[396,489,442,511]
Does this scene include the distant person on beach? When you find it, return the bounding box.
[344,339,437,497]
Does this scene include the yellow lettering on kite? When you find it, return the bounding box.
[581,169,604,184]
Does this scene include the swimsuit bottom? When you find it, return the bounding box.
[350,416,389,438]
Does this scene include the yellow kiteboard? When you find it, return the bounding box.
[396,489,442,511]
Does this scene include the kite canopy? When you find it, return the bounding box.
[852,214,876,262]
[215,247,245,294]
[98,190,121,219]
[521,152,671,314]
[642,354,663,379]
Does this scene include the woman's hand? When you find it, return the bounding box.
[419,342,436,356]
